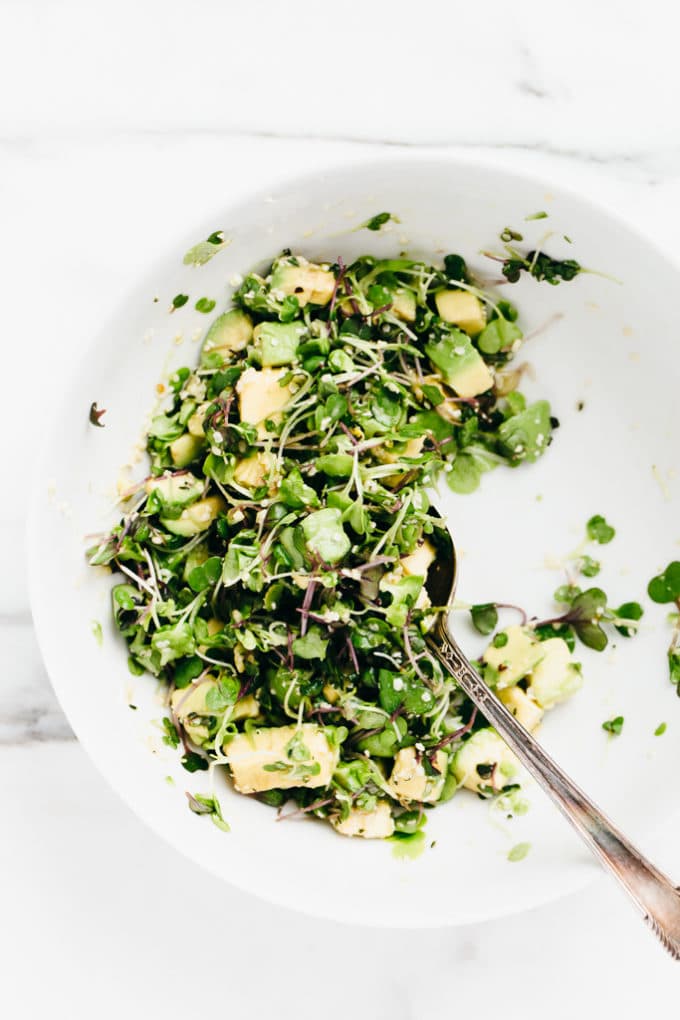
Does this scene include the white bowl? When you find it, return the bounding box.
[28,157,680,927]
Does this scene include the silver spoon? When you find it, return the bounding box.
[424,514,680,958]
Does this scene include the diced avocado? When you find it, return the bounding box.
[233,451,274,490]
[452,727,518,793]
[162,495,225,536]
[187,403,209,437]
[391,289,416,323]
[302,507,351,564]
[425,331,494,398]
[498,686,543,732]
[435,290,486,336]
[145,472,204,508]
[400,539,436,578]
[182,542,209,582]
[170,679,216,745]
[169,433,204,468]
[236,366,295,437]
[200,309,253,365]
[253,321,305,367]
[331,801,395,839]
[270,258,336,307]
[231,694,261,721]
[483,626,545,689]
[388,747,448,803]
[526,637,582,709]
[224,723,340,793]
[496,400,552,464]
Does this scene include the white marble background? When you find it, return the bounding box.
[3,1,680,1015]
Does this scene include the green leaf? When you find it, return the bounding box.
[293,627,329,660]
[172,293,189,310]
[280,468,319,509]
[421,383,445,406]
[151,622,196,667]
[205,676,240,711]
[554,584,581,604]
[363,212,393,231]
[647,562,680,604]
[602,715,624,735]
[195,297,216,314]
[187,556,222,593]
[579,555,601,578]
[586,515,616,544]
[470,603,498,635]
[316,454,354,478]
[174,656,203,688]
[183,233,228,266]
[477,317,522,355]
[525,211,549,221]
[162,717,180,748]
[186,793,230,832]
[380,575,424,628]
[668,650,680,687]
[181,752,209,773]
[654,722,667,736]
[496,400,552,464]
[507,841,531,862]
[614,601,643,637]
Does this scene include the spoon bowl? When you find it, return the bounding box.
[424,508,680,959]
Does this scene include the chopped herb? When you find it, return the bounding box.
[171,293,189,311]
[185,792,230,832]
[602,716,624,736]
[161,717,180,748]
[507,841,531,862]
[195,297,216,314]
[654,722,667,736]
[525,211,548,221]
[362,212,395,231]
[586,514,616,544]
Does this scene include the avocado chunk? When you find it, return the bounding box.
[270,258,335,307]
[452,727,519,793]
[498,686,543,732]
[236,366,295,437]
[224,723,340,793]
[201,309,253,365]
[145,472,204,508]
[331,801,395,839]
[388,747,448,803]
[526,637,582,709]
[169,433,204,468]
[391,289,417,323]
[425,330,494,398]
[497,400,552,464]
[232,451,274,490]
[483,625,545,689]
[302,507,351,564]
[161,495,225,536]
[435,290,486,336]
[253,320,306,367]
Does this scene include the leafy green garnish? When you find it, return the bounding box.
[586,515,616,545]
[195,297,216,314]
[507,841,531,862]
[602,716,624,736]
[172,293,189,310]
[186,793,230,832]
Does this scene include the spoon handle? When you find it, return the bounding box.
[430,622,680,959]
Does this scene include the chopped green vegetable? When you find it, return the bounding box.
[602,716,624,736]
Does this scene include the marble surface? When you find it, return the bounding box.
[3,0,680,1014]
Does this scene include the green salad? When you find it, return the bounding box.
[89,247,632,840]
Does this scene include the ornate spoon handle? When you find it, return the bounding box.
[429,620,680,959]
